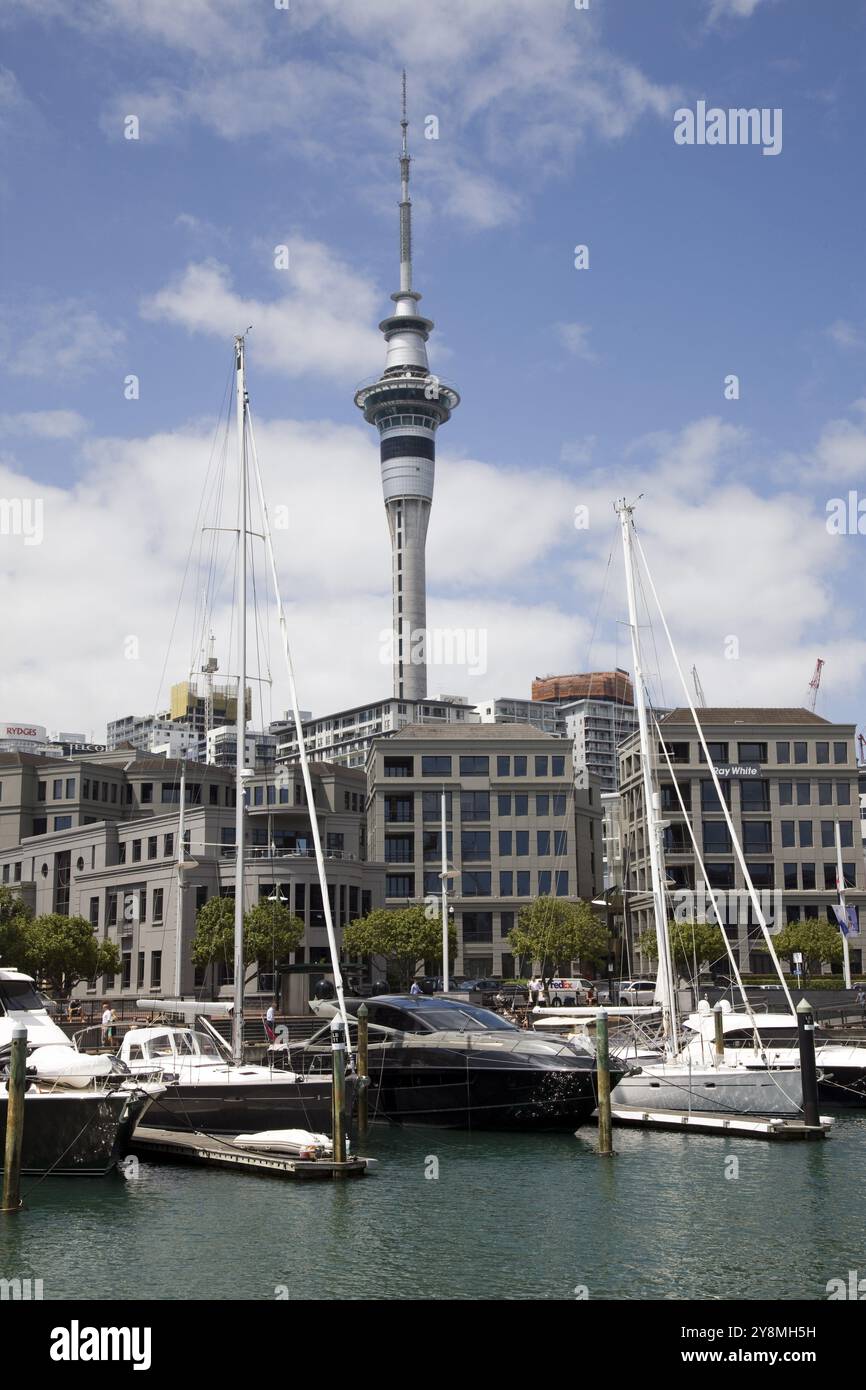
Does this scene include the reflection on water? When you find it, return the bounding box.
[1,1114,864,1301]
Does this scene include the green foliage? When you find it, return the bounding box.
[20,913,120,997]
[639,919,728,972]
[508,897,608,972]
[191,896,304,979]
[343,905,457,990]
[0,885,32,967]
[771,920,844,976]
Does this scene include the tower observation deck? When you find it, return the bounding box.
[354,73,460,702]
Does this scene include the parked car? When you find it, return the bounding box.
[617,980,657,1005]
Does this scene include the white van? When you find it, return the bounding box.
[545,977,596,1006]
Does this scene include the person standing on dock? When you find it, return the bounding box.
[409,979,422,996]
[101,1004,111,1047]
[264,1004,276,1042]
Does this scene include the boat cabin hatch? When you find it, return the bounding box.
[121,1028,225,1064]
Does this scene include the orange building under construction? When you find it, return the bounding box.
[531,669,634,706]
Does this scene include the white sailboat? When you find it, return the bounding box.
[608,499,804,1117]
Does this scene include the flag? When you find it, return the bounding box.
[832,905,860,937]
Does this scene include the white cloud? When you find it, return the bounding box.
[0,410,87,439]
[0,410,863,735]
[706,0,769,20]
[8,301,125,379]
[141,241,381,382]
[825,319,863,350]
[808,417,866,482]
[555,322,597,363]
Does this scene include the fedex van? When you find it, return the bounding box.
[546,977,596,1006]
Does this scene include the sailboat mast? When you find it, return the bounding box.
[232,334,248,1065]
[441,788,449,990]
[835,822,852,989]
[615,499,679,1050]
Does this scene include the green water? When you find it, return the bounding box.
[2,1114,865,1301]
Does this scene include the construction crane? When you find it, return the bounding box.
[858,731,866,765]
[691,665,706,708]
[806,658,825,712]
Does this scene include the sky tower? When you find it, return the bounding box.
[355,73,460,701]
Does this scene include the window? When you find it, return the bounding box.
[164,833,174,858]
[820,820,834,849]
[816,742,829,765]
[121,953,132,989]
[817,781,832,806]
[705,862,735,889]
[141,783,153,804]
[794,741,807,764]
[209,785,219,805]
[740,780,770,812]
[783,863,798,889]
[801,864,816,890]
[742,822,772,854]
[554,829,568,856]
[147,836,158,860]
[89,896,99,927]
[838,821,854,848]
[514,794,529,816]
[513,756,527,776]
[779,781,793,806]
[462,870,491,897]
[421,755,451,776]
[462,911,493,943]
[833,741,848,765]
[385,834,414,863]
[700,741,729,763]
[703,822,732,854]
[781,821,795,848]
[661,742,689,763]
[700,780,730,811]
[496,756,510,776]
[53,815,72,830]
[737,742,766,763]
[538,870,552,895]
[499,871,513,895]
[498,794,511,816]
[460,791,489,822]
[131,840,142,862]
[152,888,164,922]
[499,911,514,938]
[151,952,162,989]
[836,782,850,805]
[384,756,414,778]
[551,755,565,777]
[537,830,550,856]
[422,791,451,821]
[534,755,548,777]
[515,830,529,856]
[37,781,46,801]
[459,756,489,777]
[745,862,774,889]
[117,842,127,864]
[423,871,441,895]
[253,786,264,807]
[799,821,813,848]
[796,782,810,805]
[552,793,567,816]
[555,870,569,897]
[498,830,512,856]
[65,777,75,798]
[535,793,549,816]
[386,874,415,898]
[661,783,691,812]
[516,871,531,896]
[776,741,790,763]
[385,796,413,823]
[423,830,452,862]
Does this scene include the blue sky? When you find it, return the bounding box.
[0,0,864,739]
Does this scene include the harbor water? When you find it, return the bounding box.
[2,1113,865,1301]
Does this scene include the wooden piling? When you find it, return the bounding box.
[713,1002,725,1066]
[330,1017,347,1165]
[796,997,820,1128]
[596,1008,613,1156]
[1,1024,26,1213]
[356,1002,369,1137]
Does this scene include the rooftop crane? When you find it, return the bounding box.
[690,665,706,708]
[806,657,825,712]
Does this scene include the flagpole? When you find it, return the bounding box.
[835,821,852,990]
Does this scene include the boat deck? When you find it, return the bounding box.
[130,1126,373,1178]
[611,1106,832,1140]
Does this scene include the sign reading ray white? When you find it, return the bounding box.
[674,101,782,156]
[50,1322,152,1371]
[712,764,760,778]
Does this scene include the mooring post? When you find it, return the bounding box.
[713,1002,725,1068]
[596,1008,613,1156]
[1,1024,27,1213]
[356,1002,369,1137]
[330,1015,347,1165]
[796,998,820,1128]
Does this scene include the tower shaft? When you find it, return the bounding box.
[354,74,460,701]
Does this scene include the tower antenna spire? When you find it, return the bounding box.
[399,69,412,294]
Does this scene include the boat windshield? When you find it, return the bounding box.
[413,1004,518,1034]
[0,979,45,1014]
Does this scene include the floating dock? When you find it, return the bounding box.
[130,1127,374,1179]
[610,1106,832,1140]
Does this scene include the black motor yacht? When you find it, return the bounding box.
[293,995,622,1131]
